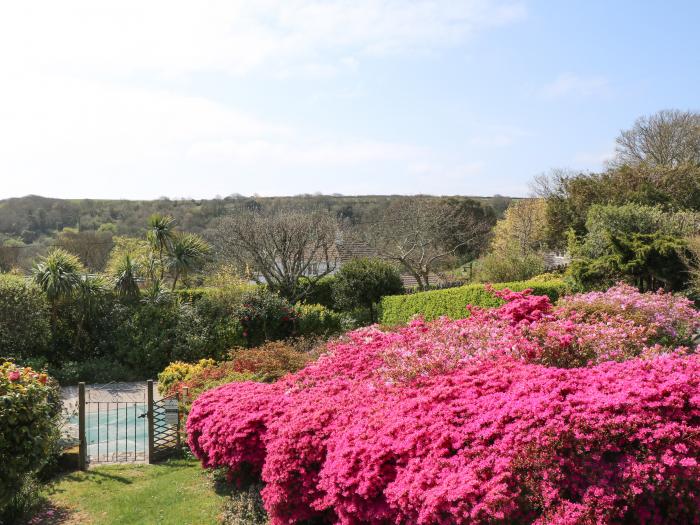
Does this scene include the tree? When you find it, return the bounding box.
[570,232,687,291]
[31,248,85,303]
[56,228,114,271]
[490,199,548,257]
[147,214,176,280]
[213,209,340,303]
[167,233,211,290]
[332,258,404,323]
[476,199,549,283]
[112,253,140,299]
[612,109,700,168]
[360,198,493,291]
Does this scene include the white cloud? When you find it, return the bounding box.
[0,0,526,198]
[541,73,610,99]
[0,0,526,77]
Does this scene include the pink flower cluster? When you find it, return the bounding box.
[187,286,700,524]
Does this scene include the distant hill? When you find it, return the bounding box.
[0,194,516,271]
[0,194,514,241]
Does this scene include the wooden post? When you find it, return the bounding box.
[147,380,155,464]
[78,382,87,470]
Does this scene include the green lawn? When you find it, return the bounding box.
[41,459,228,525]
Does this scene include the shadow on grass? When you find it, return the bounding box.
[23,502,76,525]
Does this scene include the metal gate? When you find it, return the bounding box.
[77,380,181,469]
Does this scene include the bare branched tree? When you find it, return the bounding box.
[213,209,340,302]
[612,109,700,168]
[359,198,493,290]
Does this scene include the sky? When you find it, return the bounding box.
[0,0,698,200]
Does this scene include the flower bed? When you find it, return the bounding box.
[188,285,700,524]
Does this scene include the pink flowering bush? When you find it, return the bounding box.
[188,285,700,524]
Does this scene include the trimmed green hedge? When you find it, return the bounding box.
[379,279,568,325]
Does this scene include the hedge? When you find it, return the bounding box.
[378,279,568,325]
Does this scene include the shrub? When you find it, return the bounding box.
[235,288,297,347]
[0,362,61,518]
[188,285,700,524]
[0,275,50,361]
[378,278,567,325]
[294,303,345,337]
[332,257,403,322]
[298,275,336,309]
[157,358,216,396]
[475,249,546,282]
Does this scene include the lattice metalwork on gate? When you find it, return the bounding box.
[77,380,181,469]
[150,391,181,462]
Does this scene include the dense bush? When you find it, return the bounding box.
[0,363,61,519]
[298,275,336,309]
[235,288,297,347]
[157,358,216,396]
[378,278,567,325]
[188,286,700,524]
[0,275,50,361]
[331,257,403,322]
[294,303,345,337]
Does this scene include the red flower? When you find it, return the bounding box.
[38,374,48,384]
[8,370,20,382]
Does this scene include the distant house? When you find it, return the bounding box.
[543,251,571,270]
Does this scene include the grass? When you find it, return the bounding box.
[39,458,229,525]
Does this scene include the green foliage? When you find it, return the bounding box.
[31,248,85,302]
[166,232,211,290]
[298,274,336,309]
[0,275,50,361]
[0,363,61,518]
[378,279,568,325]
[295,303,345,337]
[111,253,140,299]
[569,232,688,291]
[539,164,700,246]
[567,204,693,291]
[475,249,545,282]
[235,288,296,347]
[580,203,696,259]
[332,257,404,322]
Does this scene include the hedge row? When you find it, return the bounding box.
[378,279,568,325]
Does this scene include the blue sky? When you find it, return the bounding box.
[0,1,698,199]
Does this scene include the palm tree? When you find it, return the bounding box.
[112,253,141,300]
[32,248,85,302]
[147,214,176,280]
[167,233,211,290]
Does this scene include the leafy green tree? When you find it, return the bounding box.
[570,232,687,291]
[147,214,175,280]
[332,257,404,323]
[477,199,548,282]
[167,233,211,290]
[112,253,140,299]
[31,248,84,303]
